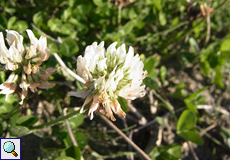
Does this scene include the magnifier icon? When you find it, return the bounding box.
[3,141,18,157]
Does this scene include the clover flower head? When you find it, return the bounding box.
[0,29,57,104]
[69,41,147,121]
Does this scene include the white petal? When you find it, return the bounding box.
[38,35,47,52]
[26,29,38,47]
[6,30,24,53]
[8,41,22,62]
[0,32,8,64]
[97,58,107,72]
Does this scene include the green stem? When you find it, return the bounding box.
[118,5,122,25]
[198,127,230,152]
[162,0,228,49]
[151,90,174,114]
[136,21,189,41]
[29,109,82,130]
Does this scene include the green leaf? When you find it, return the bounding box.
[149,143,182,160]
[146,69,158,80]
[160,66,167,82]
[68,112,85,129]
[129,8,137,19]
[16,115,39,127]
[177,129,204,145]
[185,87,207,102]
[66,132,88,150]
[48,18,62,32]
[55,156,75,160]
[33,12,43,27]
[7,16,17,29]
[144,55,161,74]
[0,103,14,114]
[184,87,207,113]
[153,0,162,10]
[13,21,28,32]
[77,3,92,15]
[117,96,129,112]
[93,0,104,7]
[177,110,204,145]
[59,38,79,57]
[220,34,230,51]
[214,67,224,88]
[200,61,210,77]
[4,7,16,14]
[48,40,58,53]
[68,18,88,35]
[227,138,230,148]
[143,77,159,90]
[61,146,81,160]
[61,8,72,21]
[61,23,75,35]
[177,110,196,131]
[75,133,88,150]
[9,110,19,127]
[184,99,198,114]
[8,126,31,137]
[159,11,167,26]
[122,21,134,35]
[189,37,200,54]
[172,83,188,100]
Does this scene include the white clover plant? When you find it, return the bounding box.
[69,41,147,121]
[0,30,57,104]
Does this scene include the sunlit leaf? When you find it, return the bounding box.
[200,61,210,77]
[77,3,92,15]
[61,23,75,35]
[177,129,204,145]
[48,18,62,32]
[143,77,159,90]
[68,112,85,129]
[33,12,43,27]
[8,126,31,137]
[7,16,17,29]
[13,20,28,32]
[61,8,72,22]
[93,0,104,7]
[55,156,75,160]
[17,115,39,127]
[159,11,167,26]
[160,66,167,82]
[189,37,200,54]
[59,38,79,57]
[177,110,204,145]
[144,55,161,74]
[177,110,196,131]
[149,143,182,160]
[61,146,81,160]
[0,103,14,114]
[117,96,129,112]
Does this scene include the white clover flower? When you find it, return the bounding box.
[0,29,57,104]
[69,42,147,121]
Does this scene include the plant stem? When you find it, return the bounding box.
[100,114,152,160]
[53,53,86,84]
[151,90,174,113]
[29,110,82,130]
